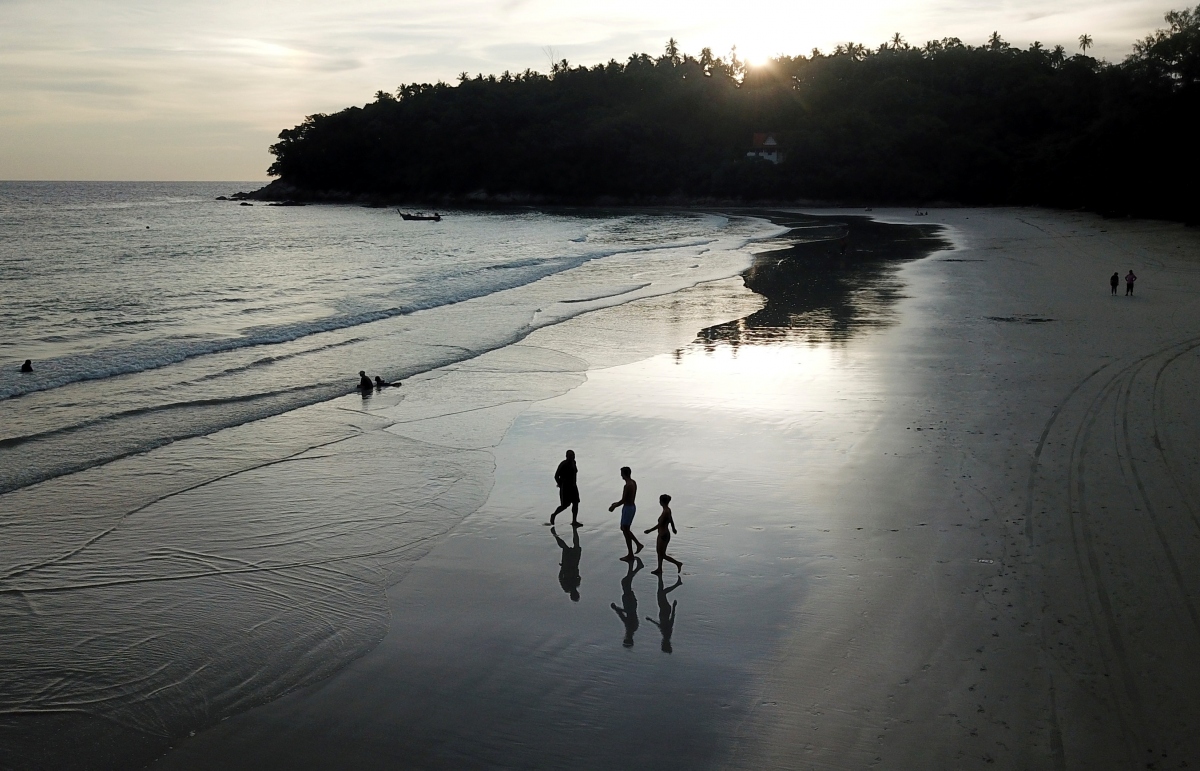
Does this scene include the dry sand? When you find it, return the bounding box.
[152,208,1200,770]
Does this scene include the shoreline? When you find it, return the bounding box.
[7,206,1200,768]
[159,207,1200,768]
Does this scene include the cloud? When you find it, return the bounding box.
[0,0,1182,179]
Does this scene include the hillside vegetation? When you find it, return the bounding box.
[259,7,1199,220]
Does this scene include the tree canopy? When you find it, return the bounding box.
[261,6,1200,221]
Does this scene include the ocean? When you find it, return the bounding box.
[0,182,786,767]
[0,182,781,493]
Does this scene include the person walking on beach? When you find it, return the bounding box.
[1125,270,1138,296]
[643,494,682,575]
[549,450,580,526]
[551,526,582,602]
[611,556,643,647]
[1110,272,1120,295]
[609,466,643,560]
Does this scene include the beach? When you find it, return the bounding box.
[5,206,1200,769]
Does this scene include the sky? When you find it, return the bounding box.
[0,0,1181,181]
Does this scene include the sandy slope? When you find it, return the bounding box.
[732,208,1200,769]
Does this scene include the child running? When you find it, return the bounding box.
[643,494,682,575]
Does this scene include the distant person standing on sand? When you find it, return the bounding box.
[549,450,580,526]
[1110,272,1120,295]
[609,466,643,560]
[1126,270,1138,296]
[20,359,33,373]
[643,494,682,575]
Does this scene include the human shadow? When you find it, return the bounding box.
[551,526,582,602]
[646,574,682,653]
[610,557,644,648]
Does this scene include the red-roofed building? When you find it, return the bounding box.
[747,133,784,164]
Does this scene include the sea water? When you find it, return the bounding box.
[0,182,783,766]
[0,182,781,493]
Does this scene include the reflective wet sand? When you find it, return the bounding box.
[11,208,1200,769]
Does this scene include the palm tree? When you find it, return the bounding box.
[890,32,905,50]
[664,38,682,66]
[1078,33,1093,53]
[988,31,1006,50]
[1050,44,1066,66]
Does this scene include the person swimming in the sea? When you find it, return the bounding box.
[20,359,33,373]
[374,376,401,389]
[358,371,373,389]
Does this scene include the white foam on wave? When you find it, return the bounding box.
[0,211,786,493]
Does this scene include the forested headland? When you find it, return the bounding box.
[253,7,1199,221]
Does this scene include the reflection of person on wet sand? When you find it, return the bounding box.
[552,526,582,602]
[646,573,682,653]
[608,466,643,560]
[611,557,643,647]
[549,449,580,526]
[643,494,682,575]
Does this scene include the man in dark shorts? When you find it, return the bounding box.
[549,450,580,526]
[1125,270,1138,296]
[609,466,643,560]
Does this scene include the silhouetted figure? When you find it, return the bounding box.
[1125,270,1137,296]
[1110,272,1120,295]
[358,370,373,389]
[552,526,582,602]
[611,557,643,647]
[644,494,682,575]
[374,375,400,389]
[646,574,682,653]
[549,450,580,526]
[609,466,643,560]
[20,359,33,373]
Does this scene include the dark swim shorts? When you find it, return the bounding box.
[559,485,580,505]
[620,504,636,528]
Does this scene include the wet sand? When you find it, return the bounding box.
[157,208,1200,769]
[17,208,1200,769]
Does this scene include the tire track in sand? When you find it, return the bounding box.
[1027,334,1200,766]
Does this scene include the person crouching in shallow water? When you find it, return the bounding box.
[20,359,33,373]
[644,494,682,575]
[609,466,643,560]
[1110,272,1120,295]
[358,370,373,390]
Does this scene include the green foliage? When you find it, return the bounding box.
[266,7,1200,220]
